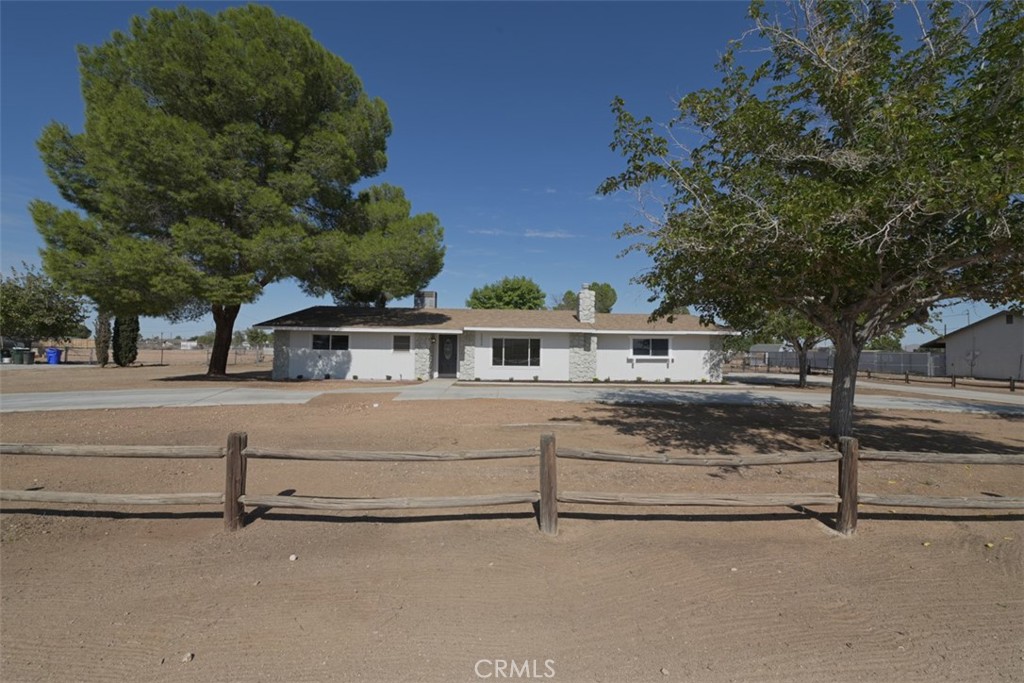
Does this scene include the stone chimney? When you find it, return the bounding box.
[414,291,437,309]
[577,283,596,324]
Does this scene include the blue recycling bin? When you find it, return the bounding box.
[45,347,62,364]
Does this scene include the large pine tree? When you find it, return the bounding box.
[33,5,444,375]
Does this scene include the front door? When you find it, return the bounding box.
[437,335,459,377]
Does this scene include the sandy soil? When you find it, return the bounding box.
[1,366,1022,682]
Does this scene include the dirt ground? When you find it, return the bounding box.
[1,364,1022,682]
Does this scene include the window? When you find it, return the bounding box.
[632,338,669,357]
[393,335,411,351]
[312,334,349,350]
[492,338,540,366]
[1007,314,1015,325]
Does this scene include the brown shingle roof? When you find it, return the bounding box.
[255,306,728,334]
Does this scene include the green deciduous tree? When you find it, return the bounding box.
[553,282,618,313]
[0,265,88,347]
[865,331,905,352]
[244,326,272,361]
[601,0,1024,437]
[725,309,825,387]
[467,276,546,310]
[32,4,442,377]
[244,327,272,348]
[112,315,139,367]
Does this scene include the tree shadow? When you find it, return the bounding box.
[584,403,1023,454]
[156,369,275,383]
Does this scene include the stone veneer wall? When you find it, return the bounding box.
[577,287,596,324]
[414,334,433,379]
[568,333,597,382]
[459,333,476,379]
[272,330,290,380]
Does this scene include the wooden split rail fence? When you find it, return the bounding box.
[2,434,1022,537]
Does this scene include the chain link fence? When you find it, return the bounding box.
[742,350,947,377]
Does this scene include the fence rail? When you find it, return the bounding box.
[556,449,839,466]
[2,433,1021,537]
[0,444,224,458]
[243,447,539,462]
[240,492,541,512]
[0,491,223,506]
[557,492,842,507]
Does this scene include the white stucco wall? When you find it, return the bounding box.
[945,313,1024,379]
[467,331,572,381]
[278,331,418,380]
[273,327,727,383]
[272,330,291,380]
[596,334,722,382]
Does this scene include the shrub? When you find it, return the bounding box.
[111,315,139,367]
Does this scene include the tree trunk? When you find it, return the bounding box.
[208,304,241,376]
[95,310,111,367]
[829,324,863,439]
[797,345,809,388]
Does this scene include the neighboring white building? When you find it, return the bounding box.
[921,310,1024,380]
[255,286,731,382]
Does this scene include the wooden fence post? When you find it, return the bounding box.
[904,371,909,384]
[951,374,956,388]
[539,433,558,535]
[1010,377,1015,392]
[225,432,248,531]
[837,437,859,536]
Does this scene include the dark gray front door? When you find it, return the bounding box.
[437,335,458,377]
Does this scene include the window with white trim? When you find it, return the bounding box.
[393,335,411,351]
[492,338,540,366]
[632,338,669,357]
[312,334,349,350]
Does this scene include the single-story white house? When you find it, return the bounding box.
[920,310,1024,380]
[255,286,732,382]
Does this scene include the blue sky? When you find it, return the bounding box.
[0,1,1000,345]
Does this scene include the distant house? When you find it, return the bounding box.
[255,286,732,382]
[920,310,1024,379]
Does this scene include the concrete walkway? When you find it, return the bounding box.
[1,376,1021,416]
